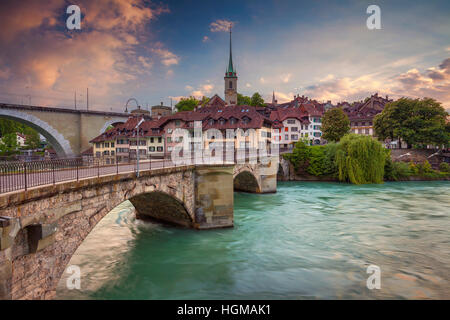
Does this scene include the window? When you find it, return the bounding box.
[150,137,154,143]
[291,134,298,140]
[96,143,100,148]
[168,146,173,152]
[158,137,162,143]
[157,146,163,152]
[167,137,172,143]
[111,151,115,156]
[96,151,101,157]
[139,140,146,146]
[167,128,173,134]
[365,128,370,134]
[111,142,114,148]
[285,134,289,140]
[284,127,288,132]
[209,119,214,125]
[149,146,155,152]
[104,143,109,148]
[175,120,180,127]
[287,119,295,124]
[291,127,298,132]
[229,81,233,89]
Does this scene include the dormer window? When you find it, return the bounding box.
[209,119,214,125]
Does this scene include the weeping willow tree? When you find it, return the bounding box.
[335,134,387,184]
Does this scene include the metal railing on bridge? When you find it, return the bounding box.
[0,152,272,194]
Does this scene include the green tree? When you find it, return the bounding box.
[0,133,19,156]
[24,130,41,149]
[283,139,310,173]
[335,134,387,184]
[0,119,19,136]
[374,97,450,148]
[200,96,210,107]
[237,93,251,105]
[175,97,199,112]
[321,108,350,142]
[250,92,266,107]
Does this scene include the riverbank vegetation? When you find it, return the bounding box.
[284,134,450,184]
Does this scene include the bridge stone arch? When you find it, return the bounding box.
[0,104,131,156]
[99,119,126,134]
[0,164,234,299]
[233,168,261,193]
[233,158,279,194]
[0,108,74,157]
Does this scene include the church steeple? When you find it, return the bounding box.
[226,27,236,77]
[224,25,237,105]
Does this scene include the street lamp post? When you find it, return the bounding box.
[135,118,144,177]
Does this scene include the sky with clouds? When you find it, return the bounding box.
[0,0,449,112]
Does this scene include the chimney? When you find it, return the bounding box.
[161,101,163,106]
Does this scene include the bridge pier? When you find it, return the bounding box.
[0,164,234,300]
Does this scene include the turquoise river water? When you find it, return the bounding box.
[56,181,450,299]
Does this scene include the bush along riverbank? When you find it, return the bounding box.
[283,134,450,184]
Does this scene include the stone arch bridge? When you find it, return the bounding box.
[0,157,278,300]
[0,104,129,157]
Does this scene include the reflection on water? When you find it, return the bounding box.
[56,181,450,299]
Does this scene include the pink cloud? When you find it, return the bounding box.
[209,19,234,32]
[0,0,171,110]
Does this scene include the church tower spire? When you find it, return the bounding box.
[224,25,237,105]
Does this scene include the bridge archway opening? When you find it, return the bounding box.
[233,170,261,193]
[0,113,71,157]
[128,191,193,227]
[54,190,192,298]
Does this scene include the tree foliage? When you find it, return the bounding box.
[283,140,337,177]
[335,134,386,184]
[237,93,251,106]
[0,119,42,153]
[24,130,41,149]
[0,133,19,156]
[321,108,350,142]
[374,97,450,148]
[237,92,266,107]
[250,92,266,107]
[175,97,199,112]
